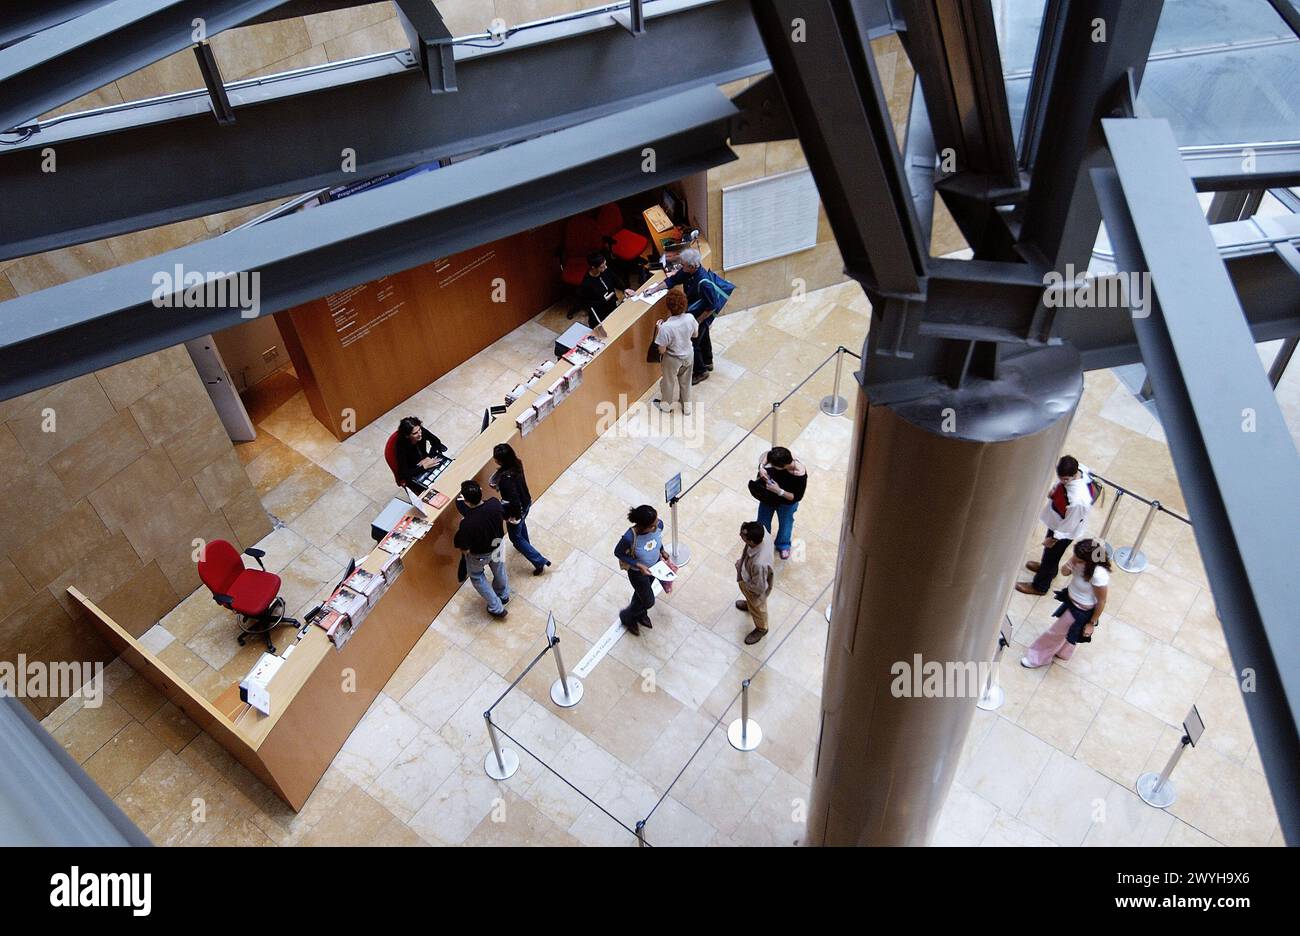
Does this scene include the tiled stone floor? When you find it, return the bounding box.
[41,281,1295,846]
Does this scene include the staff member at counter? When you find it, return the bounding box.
[577,252,634,328]
[396,415,447,491]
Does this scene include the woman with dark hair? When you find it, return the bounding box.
[489,442,550,576]
[613,504,669,636]
[394,415,446,491]
[1021,538,1110,668]
[752,446,807,560]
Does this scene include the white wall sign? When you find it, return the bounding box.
[722,168,820,270]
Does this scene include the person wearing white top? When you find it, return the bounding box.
[653,286,698,413]
[1021,538,1111,668]
[1016,454,1095,596]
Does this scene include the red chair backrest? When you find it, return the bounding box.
[385,432,402,485]
[198,540,243,596]
[562,215,603,259]
[595,202,624,238]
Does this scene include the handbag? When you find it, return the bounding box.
[457,554,468,583]
[748,476,783,508]
[646,322,663,364]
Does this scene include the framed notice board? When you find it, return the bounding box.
[721,168,820,270]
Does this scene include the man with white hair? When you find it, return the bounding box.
[663,247,735,385]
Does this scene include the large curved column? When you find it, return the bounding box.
[807,345,1083,846]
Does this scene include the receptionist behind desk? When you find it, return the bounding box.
[576,252,633,328]
[396,415,447,492]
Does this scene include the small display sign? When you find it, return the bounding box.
[1183,705,1205,746]
[665,472,682,503]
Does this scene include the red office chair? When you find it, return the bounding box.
[595,202,649,262]
[384,432,403,487]
[197,540,299,653]
[558,214,604,287]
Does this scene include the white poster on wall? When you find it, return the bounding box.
[721,168,820,270]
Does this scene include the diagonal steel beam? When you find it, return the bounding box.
[0,84,738,401]
[0,0,766,262]
[747,0,926,296]
[1096,117,1300,844]
[0,0,295,133]
[394,0,456,93]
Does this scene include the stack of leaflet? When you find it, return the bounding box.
[317,586,368,649]
[345,566,388,605]
[379,514,431,556]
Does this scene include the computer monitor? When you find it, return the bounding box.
[661,188,678,222]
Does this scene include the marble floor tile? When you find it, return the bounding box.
[958,718,1054,815]
[367,725,462,822]
[1123,642,1212,728]
[1016,749,1115,846]
[1074,694,1166,787]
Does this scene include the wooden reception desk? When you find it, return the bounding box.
[70,252,697,810]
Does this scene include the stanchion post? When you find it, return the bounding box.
[727,678,763,751]
[976,618,1013,712]
[482,712,519,780]
[668,497,691,566]
[820,346,849,417]
[635,820,647,846]
[548,634,584,708]
[770,401,780,449]
[1137,735,1189,808]
[1098,487,1125,559]
[1115,499,1159,573]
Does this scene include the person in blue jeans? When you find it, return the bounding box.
[489,443,551,576]
[454,480,510,619]
[613,505,670,636]
[755,446,808,560]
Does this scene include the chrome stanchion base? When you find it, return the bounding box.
[819,394,848,417]
[1135,771,1176,808]
[727,718,762,752]
[1114,546,1149,573]
[549,676,584,708]
[975,685,1005,712]
[670,544,691,566]
[484,748,519,780]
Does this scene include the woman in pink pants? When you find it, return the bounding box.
[1021,538,1110,668]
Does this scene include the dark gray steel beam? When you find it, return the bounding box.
[0,85,738,401]
[394,0,456,93]
[193,40,235,126]
[1182,143,1300,193]
[1017,0,1162,271]
[1097,118,1300,844]
[0,0,294,132]
[0,0,767,261]
[0,2,107,50]
[1207,189,1264,224]
[895,0,1017,185]
[1268,336,1299,388]
[1266,0,1300,41]
[747,0,926,296]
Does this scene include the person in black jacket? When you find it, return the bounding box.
[453,480,510,618]
[754,446,808,560]
[395,415,447,491]
[489,443,550,576]
[576,253,633,328]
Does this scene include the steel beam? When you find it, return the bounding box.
[0,0,767,261]
[1017,0,1162,272]
[0,0,294,132]
[394,0,456,93]
[1097,118,1300,844]
[1266,0,1300,41]
[747,0,926,296]
[0,2,107,50]
[0,85,737,401]
[1182,142,1300,192]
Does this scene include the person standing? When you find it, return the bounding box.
[653,287,697,413]
[613,505,669,636]
[662,247,734,385]
[454,480,510,619]
[753,446,807,560]
[1021,538,1110,668]
[735,521,775,645]
[1015,455,1094,596]
[489,442,551,576]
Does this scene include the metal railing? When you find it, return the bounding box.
[1090,470,1191,574]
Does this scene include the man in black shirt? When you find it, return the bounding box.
[453,480,510,618]
[576,252,633,328]
[395,415,447,491]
